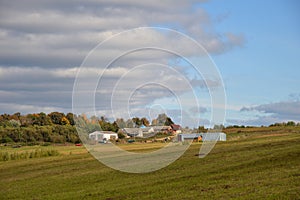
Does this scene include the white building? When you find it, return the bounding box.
[89,131,118,142]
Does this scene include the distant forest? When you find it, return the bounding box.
[0,112,174,144]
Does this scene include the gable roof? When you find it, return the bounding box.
[171,124,181,130]
[152,126,171,131]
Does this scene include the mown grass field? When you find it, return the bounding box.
[0,127,300,199]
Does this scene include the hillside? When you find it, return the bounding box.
[0,126,299,199]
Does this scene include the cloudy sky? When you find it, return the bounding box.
[0,0,299,127]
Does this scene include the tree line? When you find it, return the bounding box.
[0,112,174,144]
[2,111,297,145]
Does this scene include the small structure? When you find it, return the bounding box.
[171,124,182,134]
[123,127,155,138]
[152,126,172,133]
[177,132,226,142]
[123,125,183,138]
[141,127,155,134]
[123,128,144,137]
[89,131,118,142]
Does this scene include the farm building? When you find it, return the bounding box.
[123,128,144,137]
[89,131,118,142]
[123,125,183,138]
[152,126,172,133]
[177,133,226,142]
[123,127,157,137]
[170,124,182,134]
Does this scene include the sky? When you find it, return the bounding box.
[0,0,299,127]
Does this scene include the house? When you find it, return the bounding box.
[177,132,226,142]
[123,125,182,138]
[152,126,172,133]
[89,131,118,142]
[171,124,182,134]
[123,128,144,137]
[123,126,159,138]
[141,127,155,134]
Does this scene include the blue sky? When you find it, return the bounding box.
[203,0,300,125]
[0,0,299,127]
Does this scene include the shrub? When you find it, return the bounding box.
[1,136,14,143]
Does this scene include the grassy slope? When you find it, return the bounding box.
[0,127,300,200]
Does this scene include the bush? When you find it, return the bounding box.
[1,136,14,143]
[41,142,51,146]
[118,133,125,139]
[0,125,79,144]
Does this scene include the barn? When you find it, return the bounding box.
[177,132,226,142]
[123,127,155,138]
[89,131,118,142]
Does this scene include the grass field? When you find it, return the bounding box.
[0,127,300,199]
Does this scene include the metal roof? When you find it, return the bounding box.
[178,133,226,141]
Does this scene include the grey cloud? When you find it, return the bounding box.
[289,93,300,101]
[240,107,251,112]
[240,100,300,125]
[0,0,245,68]
[190,78,221,89]
[225,32,245,47]
[0,1,206,34]
[0,0,199,12]
[0,67,74,110]
[241,101,300,117]
[0,102,68,115]
[226,116,279,127]
[0,1,235,123]
[0,90,72,108]
[189,106,208,114]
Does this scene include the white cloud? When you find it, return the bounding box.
[0,0,244,67]
[241,101,300,117]
[0,102,67,114]
[237,98,300,126]
[0,0,238,126]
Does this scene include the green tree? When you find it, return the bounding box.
[115,118,126,128]
[286,121,295,126]
[132,117,142,127]
[156,113,174,126]
[125,119,134,128]
[66,113,75,125]
[196,126,207,133]
[8,119,21,127]
[141,117,150,126]
[164,117,174,126]
[118,133,125,139]
[48,112,65,125]
[1,136,14,143]
[10,112,21,121]
[151,119,158,126]
[213,124,225,130]
[1,113,10,120]
[38,112,52,126]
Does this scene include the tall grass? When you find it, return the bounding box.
[0,148,59,161]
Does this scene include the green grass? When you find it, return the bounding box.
[0,128,299,199]
[0,147,59,161]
